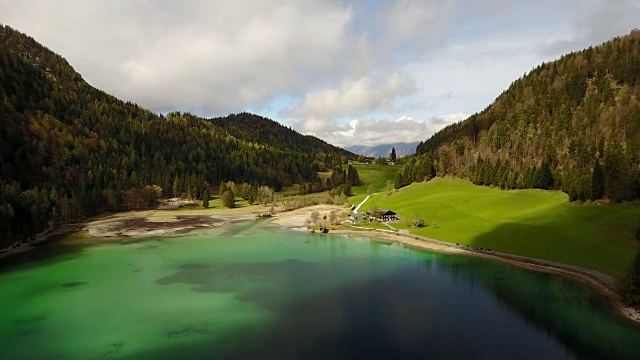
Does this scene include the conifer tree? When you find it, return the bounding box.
[202,191,210,209]
[591,162,605,200]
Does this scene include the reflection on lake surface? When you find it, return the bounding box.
[1,221,639,359]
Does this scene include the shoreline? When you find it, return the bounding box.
[326,228,640,325]
[1,203,638,324]
[0,205,271,259]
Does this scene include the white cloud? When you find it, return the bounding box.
[540,0,640,56]
[288,72,416,118]
[298,113,468,147]
[0,0,355,115]
[1,0,639,149]
[382,0,454,51]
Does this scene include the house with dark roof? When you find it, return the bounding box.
[366,209,400,222]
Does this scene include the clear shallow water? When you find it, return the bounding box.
[1,221,640,359]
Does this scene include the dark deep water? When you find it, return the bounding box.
[1,222,639,359]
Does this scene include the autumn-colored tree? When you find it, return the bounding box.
[221,190,235,208]
[310,211,320,225]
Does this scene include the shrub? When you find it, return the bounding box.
[222,190,235,208]
[619,248,640,305]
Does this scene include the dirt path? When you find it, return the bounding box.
[353,194,372,213]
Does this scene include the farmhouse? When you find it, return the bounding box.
[380,210,400,222]
[366,209,400,222]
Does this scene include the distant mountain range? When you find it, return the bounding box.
[345,142,419,159]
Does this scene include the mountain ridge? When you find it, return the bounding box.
[396,29,640,202]
[0,24,353,248]
[345,142,418,159]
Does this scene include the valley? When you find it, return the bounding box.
[2,7,640,359]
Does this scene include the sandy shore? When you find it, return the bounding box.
[0,205,272,259]
[270,204,349,231]
[83,204,349,237]
[85,212,258,237]
[1,203,347,257]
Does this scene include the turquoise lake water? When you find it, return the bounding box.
[1,221,640,359]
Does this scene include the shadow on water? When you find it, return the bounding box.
[444,255,640,360]
[0,239,86,272]
[135,257,575,360]
[464,209,640,359]
[153,231,640,359]
[0,232,165,272]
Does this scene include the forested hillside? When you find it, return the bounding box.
[397,29,640,202]
[0,25,352,248]
[212,112,351,164]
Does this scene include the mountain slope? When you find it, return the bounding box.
[0,24,352,248]
[345,142,418,159]
[212,112,352,157]
[398,29,640,202]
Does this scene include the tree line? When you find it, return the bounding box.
[405,29,640,203]
[0,25,354,248]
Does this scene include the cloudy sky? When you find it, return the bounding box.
[1,0,639,147]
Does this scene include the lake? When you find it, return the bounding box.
[1,220,639,359]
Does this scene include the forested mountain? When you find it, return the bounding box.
[212,112,351,160]
[397,29,640,202]
[345,142,418,159]
[0,24,353,248]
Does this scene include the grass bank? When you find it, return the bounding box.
[344,164,401,205]
[355,177,640,278]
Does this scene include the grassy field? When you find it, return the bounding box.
[176,196,252,211]
[279,164,400,203]
[344,164,401,205]
[355,177,640,278]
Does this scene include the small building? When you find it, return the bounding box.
[367,209,400,222]
[348,212,365,224]
[388,161,395,166]
[380,210,400,222]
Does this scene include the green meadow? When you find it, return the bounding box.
[345,164,402,204]
[354,178,640,278]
